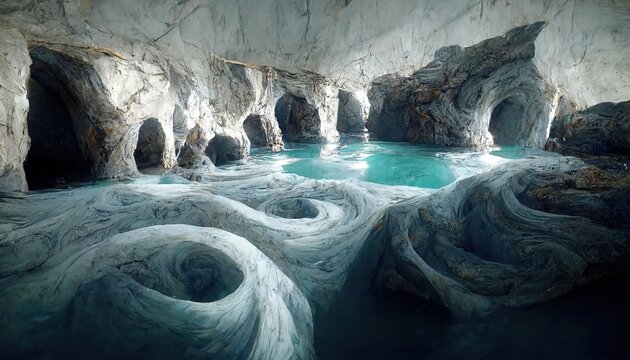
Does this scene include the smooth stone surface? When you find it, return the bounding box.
[1,150,629,357]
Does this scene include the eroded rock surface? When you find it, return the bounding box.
[367,22,556,148]
[0,225,313,359]
[0,26,30,191]
[3,0,627,106]
[1,155,629,358]
[374,158,630,318]
[0,22,344,189]
[546,100,630,157]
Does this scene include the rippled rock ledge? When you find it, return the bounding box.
[1,155,629,358]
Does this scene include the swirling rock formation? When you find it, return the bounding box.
[1,146,629,357]
[0,1,629,358]
[0,225,313,359]
[367,22,556,148]
[375,158,630,318]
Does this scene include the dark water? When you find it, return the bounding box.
[316,273,630,360]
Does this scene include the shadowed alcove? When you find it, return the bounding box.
[23,48,93,190]
[275,93,320,142]
[488,95,528,145]
[204,135,243,166]
[134,118,166,172]
[243,114,268,148]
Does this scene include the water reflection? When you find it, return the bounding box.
[244,139,554,189]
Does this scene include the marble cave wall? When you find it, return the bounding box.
[0,1,629,358]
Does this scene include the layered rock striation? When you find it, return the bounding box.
[374,157,630,318]
[0,1,629,358]
[367,22,556,148]
[546,100,630,157]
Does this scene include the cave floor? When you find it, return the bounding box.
[1,141,627,359]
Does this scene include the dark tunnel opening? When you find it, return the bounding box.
[23,51,93,190]
[134,118,166,172]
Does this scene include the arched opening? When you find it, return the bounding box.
[243,114,268,148]
[274,93,320,142]
[134,118,166,172]
[488,96,527,145]
[204,135,243,166]
[23,50,93,190]
[337,90,366,134]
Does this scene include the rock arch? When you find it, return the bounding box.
[134,118,167,172]
[205,135,245,166]
[274,93,321,143]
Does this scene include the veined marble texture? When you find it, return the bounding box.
[1,154,629,358]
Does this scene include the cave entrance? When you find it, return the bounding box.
[274,93,320,142]
[488,96,527,145]
[204,135,243,166]
[23,51,93,190]
[134,118,166,172]
[243,114,268,148]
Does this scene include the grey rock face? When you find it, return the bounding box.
[337,90,366,134]
[367,22,555,148]
[243,114,282,149]
[174,64,337,168]
[177,125,212,168]
[0,20,345,189]
[0,27,30,192]
[375,158,630,319]
[274,68,340,143]
[518,166,630,231]
[25,44,177,180]
[546,100,630,156]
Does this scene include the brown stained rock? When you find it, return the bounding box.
[520,166,630,230]
[367,22,554,148]
[547,100,630,157]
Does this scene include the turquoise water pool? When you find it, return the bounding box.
[245,139,551,189]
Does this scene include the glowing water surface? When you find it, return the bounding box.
[239,138,553,189]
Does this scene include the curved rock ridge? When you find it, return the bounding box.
[0,225,313,359]
[367,22,556,148]
[374,157,630,318]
